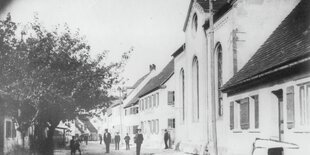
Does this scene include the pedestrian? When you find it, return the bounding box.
[70,136,76,155]
[75,137,82,155]
[99,134,103,144]
[164,129,171,149]
[114,132,121,150]
[104,129,111,153]
[84,134,88,145]
[124,133,131,150]
[135,129,144,155]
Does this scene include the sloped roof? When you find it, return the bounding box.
[109,99,122,108]
[222,0,310,92]
[132,73,150,89]
[171,44,186,58]
[78,116,98,133]
[124,59,174,108]
[183,0,229,31]
[138,59,174,98]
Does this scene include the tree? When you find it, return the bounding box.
[0,14,131,153]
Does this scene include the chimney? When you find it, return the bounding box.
[149,64,156,72]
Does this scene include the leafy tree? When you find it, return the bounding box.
[0,14,131,153]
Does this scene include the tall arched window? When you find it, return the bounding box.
[180,69,185,121]
[192,56,199,121]
[215,43,223,116]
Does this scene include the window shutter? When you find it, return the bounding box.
[287,86,295,129]
[168,91,175,105]
[253,95,259,129]
[240,98,250,130]
[230,102,234,130]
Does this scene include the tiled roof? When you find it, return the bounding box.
[124,59,174,108]
[222,0,310,92]
[171,44,185,58]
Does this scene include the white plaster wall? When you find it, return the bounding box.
[138,74,176,149]
[175,1,210,153]
[221,76,310,155]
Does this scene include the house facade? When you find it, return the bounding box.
[218,0,310,155]
[123,65,157,140]
[0,97,32,155]
[137,59,176,149]
[174,0,305,154]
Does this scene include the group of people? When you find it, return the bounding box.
[70,128,171,155]
[101,129,144,155]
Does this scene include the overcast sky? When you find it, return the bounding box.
[2,0,189,86]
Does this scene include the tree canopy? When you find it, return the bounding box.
[0,14,130,133]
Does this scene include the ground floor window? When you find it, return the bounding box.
[230,95,259,130]
[299,83,310,126]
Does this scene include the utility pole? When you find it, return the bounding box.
[209,0,218,155]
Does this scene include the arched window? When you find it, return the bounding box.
[215,43,223,116]
[192,57,199,121]
[180,69,185,121]
[192,13,198,32]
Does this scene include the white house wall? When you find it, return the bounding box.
[139,74,176,149]
[213,0,301,155]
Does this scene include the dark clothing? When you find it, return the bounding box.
[84,135,88,145]
[75,140,81,155]
[115,135,120,150]
[104,132,111,153]
[124,135,130,150]
[135,133,143,155]
[99,134,103,144]
[70,139,76,155]
[164,132,171,149]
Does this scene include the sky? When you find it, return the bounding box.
[2,0,190,86]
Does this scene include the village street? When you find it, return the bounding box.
[53,141,183,155]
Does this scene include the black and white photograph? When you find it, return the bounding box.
[0,0,309,155]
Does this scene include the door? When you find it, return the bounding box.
[272,89,284,141]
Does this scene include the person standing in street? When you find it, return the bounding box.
[124,133,130,150]
[84,134,88,145]
[104,129,111,153]
[114,132,121,150]
[164,129,171,149]
[135,129,144,155]
[70,136,76,155]
[75,138,82,155]
[99,134,103,144]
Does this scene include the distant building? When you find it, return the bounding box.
[123,65,158,140]
[137,59,176,149]
[0,93,32,154]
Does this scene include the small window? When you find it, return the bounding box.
[156,93,159,106]
[12,123,16,138]
[230,102,234,130]
[299,83,310,126]
[168,91,175,106]
[153,94,156,107]
[168,118,176,129]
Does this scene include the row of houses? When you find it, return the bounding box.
[104,0,310,155]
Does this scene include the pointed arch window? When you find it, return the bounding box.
[192,57,199,121]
